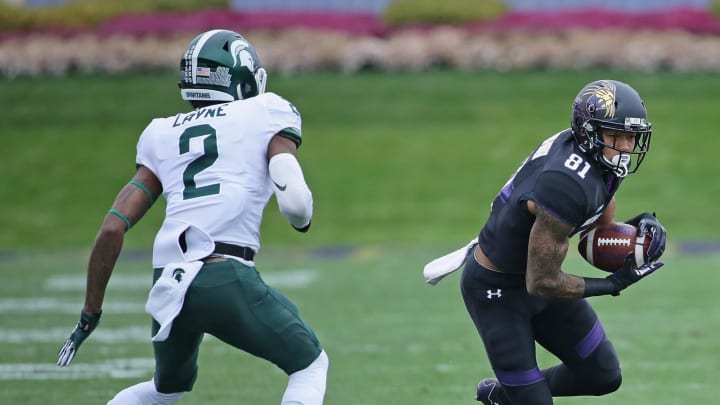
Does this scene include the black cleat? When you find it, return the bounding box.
[476,378,503,404]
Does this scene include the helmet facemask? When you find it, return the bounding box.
[580,120,652,178]
[254,67,267,95]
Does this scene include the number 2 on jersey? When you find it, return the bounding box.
[179,124,220,199]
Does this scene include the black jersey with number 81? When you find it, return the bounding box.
[478,129,621,274]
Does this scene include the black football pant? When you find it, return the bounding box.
[460,248,622,404]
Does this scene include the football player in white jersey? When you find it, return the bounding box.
[57,29,328,405]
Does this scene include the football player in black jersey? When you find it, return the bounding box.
[462,80,667,404]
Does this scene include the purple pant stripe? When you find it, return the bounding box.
[575,319,605,359]
[495,367,544,387]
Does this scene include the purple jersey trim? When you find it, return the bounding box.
[499,182,514,204]
[534,200,573,226]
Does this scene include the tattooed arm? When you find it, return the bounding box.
[525,201,587,300]
[83,166,162,314]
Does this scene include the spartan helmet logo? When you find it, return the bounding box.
[228,37,267,97]
[229,39,256,72]
[172,268,186,283]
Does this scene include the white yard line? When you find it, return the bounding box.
[0,270,316,314]
[44,269,318,291]
[0,326,149,343]
[0,358,154,380]
[0,298,145,314]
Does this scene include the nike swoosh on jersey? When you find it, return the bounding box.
[273,181,287,191]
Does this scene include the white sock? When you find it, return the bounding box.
[107,380,184,405]
[281,350,329,405]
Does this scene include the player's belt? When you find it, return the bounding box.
[213,242,255,261]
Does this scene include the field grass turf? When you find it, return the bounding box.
[0,70,719,403]
[1,70,719,249]
[0,247,718,404]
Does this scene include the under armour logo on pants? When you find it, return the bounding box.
[486,289,502,299]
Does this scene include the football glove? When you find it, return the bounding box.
[625,212,666,262]
[607,253,664,295]
[57,310,101,367]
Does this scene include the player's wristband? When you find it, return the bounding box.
[108,209,132,231]
[582,277,620,297]
[129,180,155,206]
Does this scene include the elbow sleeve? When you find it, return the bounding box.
[269,153,313,229]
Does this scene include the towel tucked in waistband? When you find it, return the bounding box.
[145,261,203,342]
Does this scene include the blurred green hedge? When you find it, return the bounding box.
[383,0,507,26]
[0,0,227,31]
[0,0,509,32]
[713,0,720,18]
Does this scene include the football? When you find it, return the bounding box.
[578,223,651,272]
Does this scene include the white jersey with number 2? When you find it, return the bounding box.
[136,92,302,267]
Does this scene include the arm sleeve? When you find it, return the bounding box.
[531,171,588,228]
[269,153,313,230]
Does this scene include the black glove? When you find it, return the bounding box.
[625,212,666,262]
[607,254,664,295]
[57,310,101,367]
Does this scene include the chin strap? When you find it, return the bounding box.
[600,153,630,178]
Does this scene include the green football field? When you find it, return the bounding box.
[1,70,719,403]
[1,248,718,404]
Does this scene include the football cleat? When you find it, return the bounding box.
[476,378,504,405]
